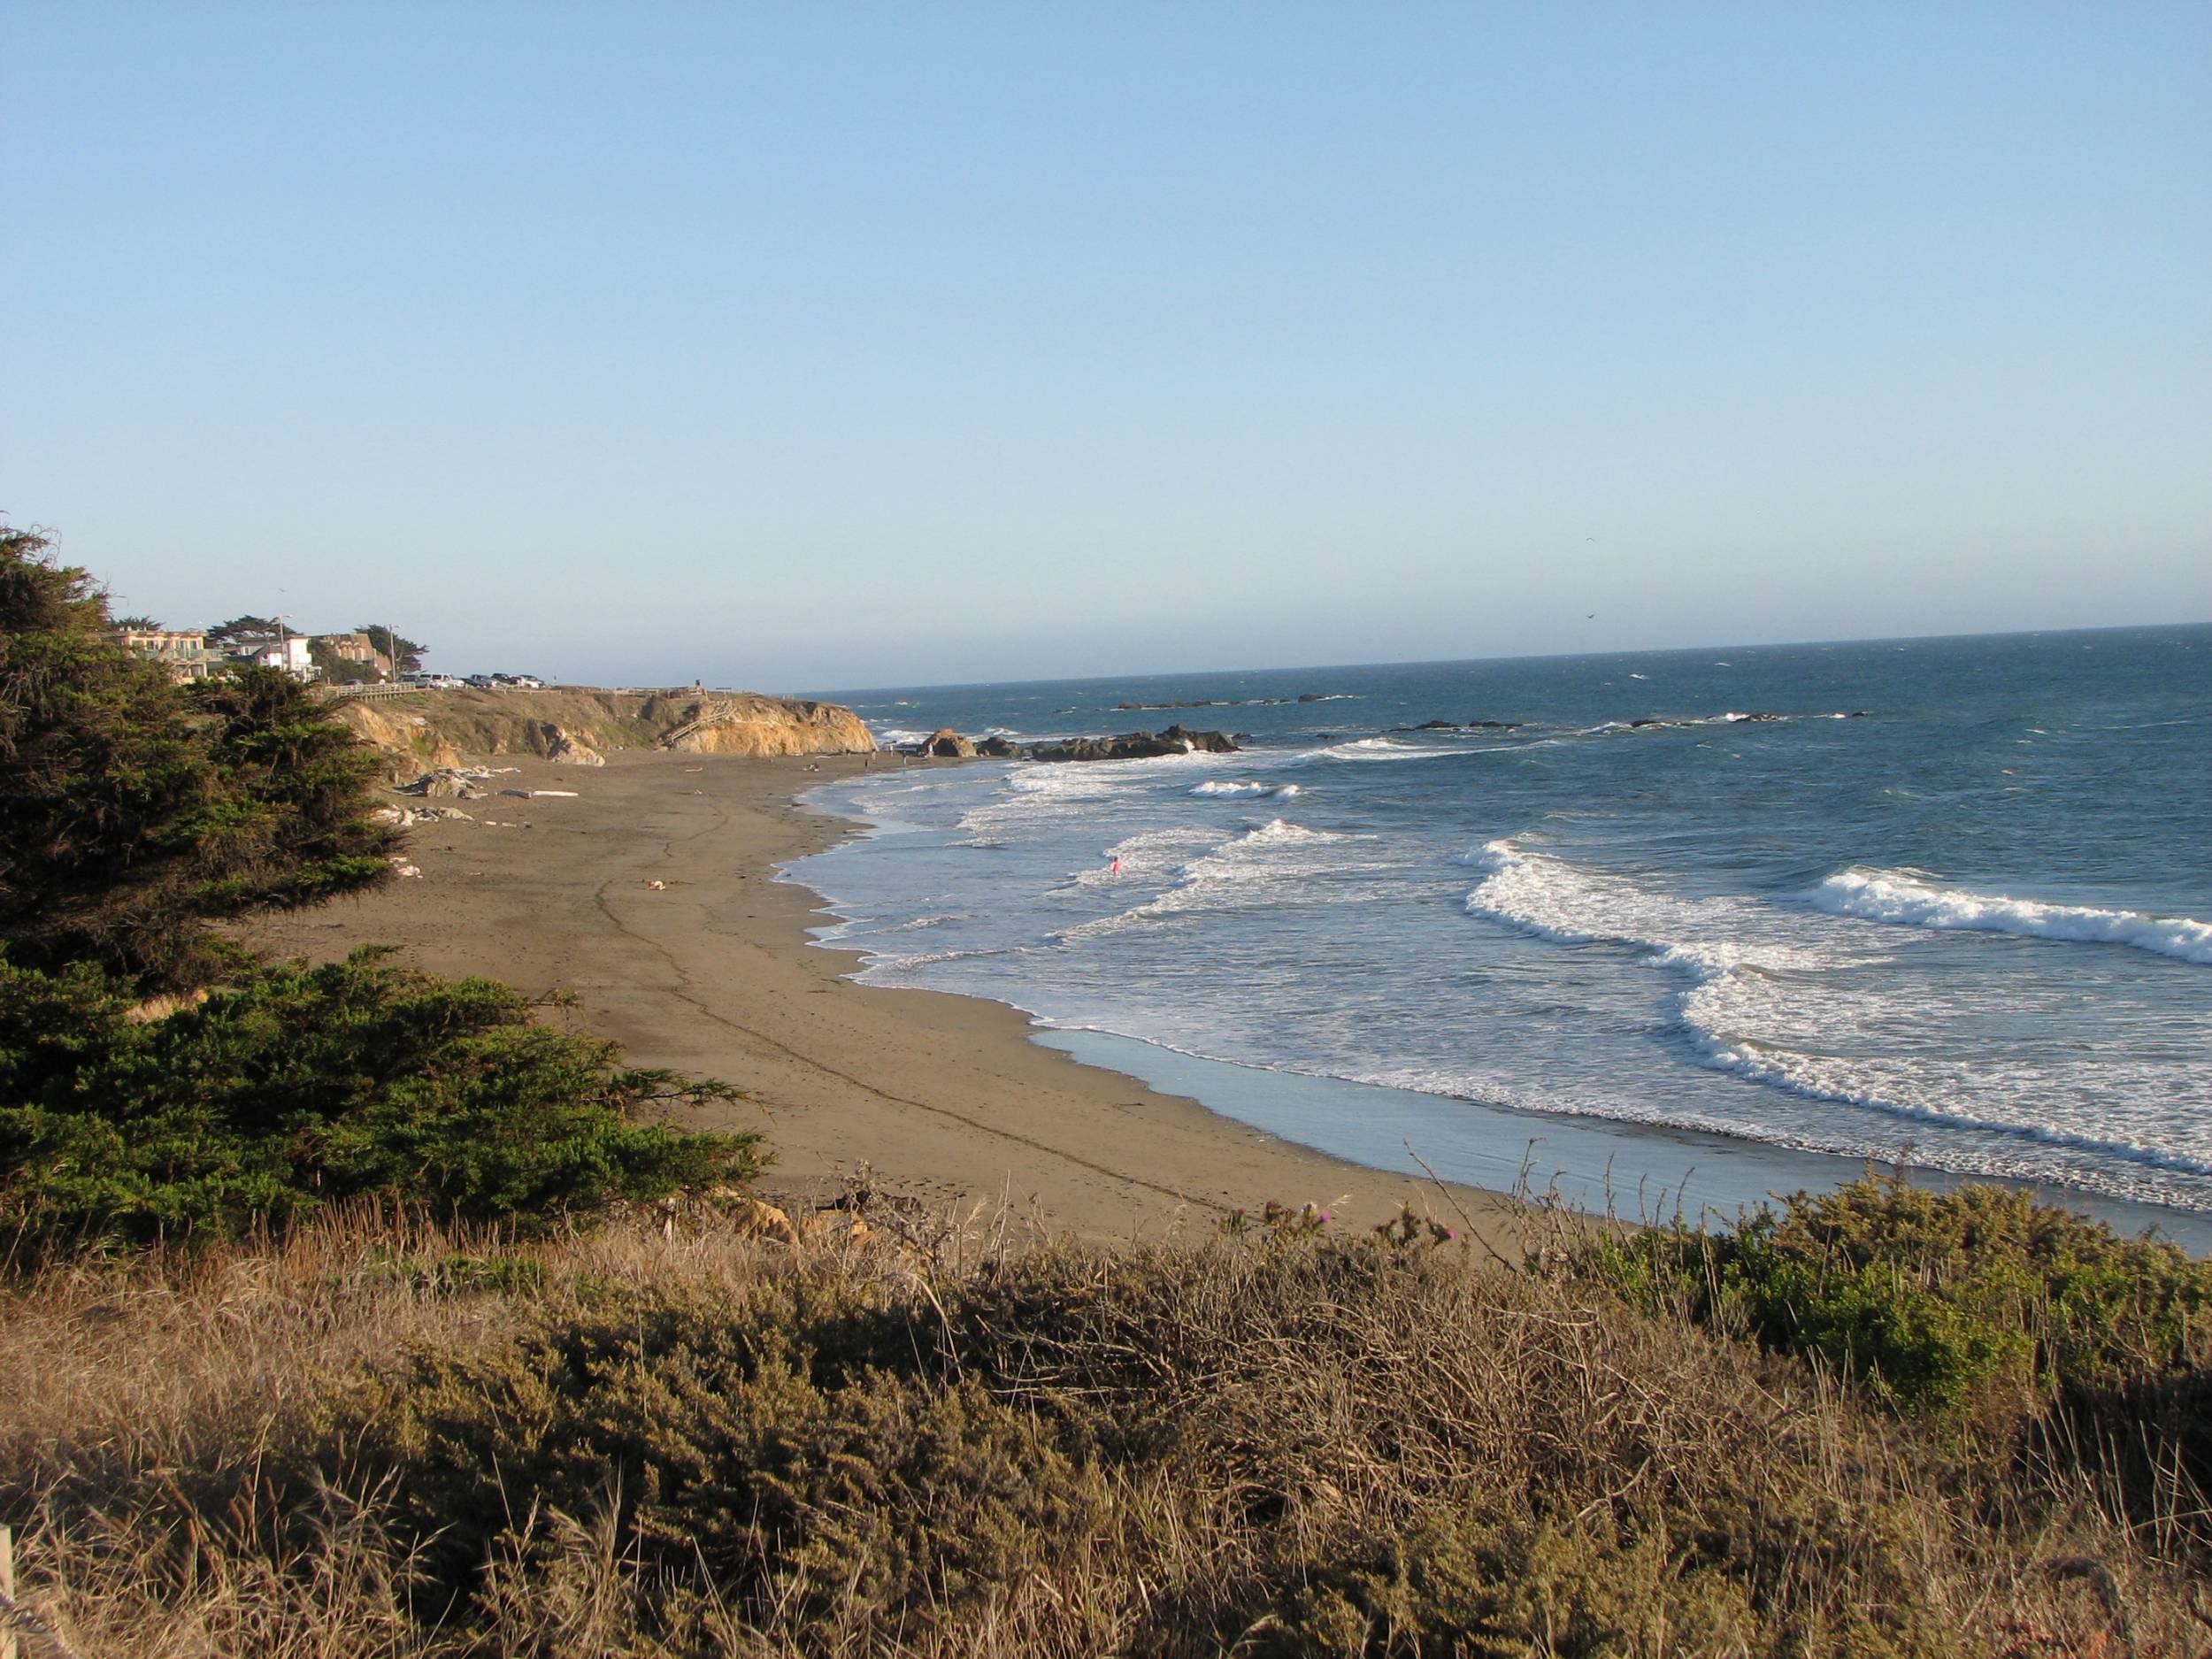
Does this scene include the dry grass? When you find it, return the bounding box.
[1,1199,2207,1658]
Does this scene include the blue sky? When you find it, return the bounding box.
[5,2,2208,689]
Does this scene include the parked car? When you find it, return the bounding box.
[465,674,498,689]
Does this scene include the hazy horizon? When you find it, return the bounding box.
[791,616,2208,701]
[8,4,2208,687]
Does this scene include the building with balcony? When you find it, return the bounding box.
[114,627,212,682]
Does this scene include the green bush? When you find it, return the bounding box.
[1586,1176,2212,1417]
[0,949,764,1256]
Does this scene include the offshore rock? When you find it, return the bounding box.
[925,728,978,758]
[1027,726,1240,763]
[975,735,1021,757]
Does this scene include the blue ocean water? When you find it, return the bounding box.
[790,626,2212,1241]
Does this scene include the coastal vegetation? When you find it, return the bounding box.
[0,1188,2207,1656]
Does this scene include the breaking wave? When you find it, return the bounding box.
[1811,868,2212,965]
[1459,841,2212,1177]
[1190,779,1302,797]
[1057,818,1357,941]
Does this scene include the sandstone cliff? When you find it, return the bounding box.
[334,687,874,767]
[641,693,877,757]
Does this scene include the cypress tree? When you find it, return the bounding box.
[0,524,396,988]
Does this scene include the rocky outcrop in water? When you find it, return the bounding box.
[923,728,977,758]
[1113,693,1350,711]
[1027,726,1239,762]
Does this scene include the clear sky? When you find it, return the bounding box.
[6,3,2208,691]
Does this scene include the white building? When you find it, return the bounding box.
[235,636,317,680]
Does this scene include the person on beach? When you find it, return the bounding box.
[1110,855,1122,874]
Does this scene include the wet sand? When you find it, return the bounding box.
[242,749,1525,1248]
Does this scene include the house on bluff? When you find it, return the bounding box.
[311,631,396,679]
[113,626,213,683]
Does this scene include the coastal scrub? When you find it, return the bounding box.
[0,949,763,1256]
[1,1191,2205,1656]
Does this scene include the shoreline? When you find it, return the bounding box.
[242,749,1528,1248]
[790,756,2212,1255]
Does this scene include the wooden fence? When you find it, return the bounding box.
[310,680,419,703]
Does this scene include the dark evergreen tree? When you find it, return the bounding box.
[0,526,396,988]
[204,613,286,648]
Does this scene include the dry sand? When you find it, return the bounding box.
[242,749,1524,1248]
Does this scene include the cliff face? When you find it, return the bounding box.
[334,687,874,766]
[641,694,876,757]
[334,700,465,769]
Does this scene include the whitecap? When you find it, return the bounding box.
[1057,818,1363,940]
[1461,840,2212,1174]
[1809,868,2212,965]
[1308,736,1455,762]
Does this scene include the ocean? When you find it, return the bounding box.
[789,626,2212,1247]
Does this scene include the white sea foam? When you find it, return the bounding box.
[1064,825,1222,888]
[1190,779,1302,797]
[867,913,963,934]
[1460,841,2212,1176]
[1810,868,2212,965]
[1458,839,1809,963]
[1309,736,1454,762]
[1058,818,1360,940]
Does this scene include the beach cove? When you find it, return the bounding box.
[241,748,1528,1248]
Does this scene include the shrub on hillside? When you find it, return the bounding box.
[1587,1176,2212,1419]
[0,949,764,1257]
[4,1194,2205,1656]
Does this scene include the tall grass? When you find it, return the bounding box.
[1,1186,2207,1656]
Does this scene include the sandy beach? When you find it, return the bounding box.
[242,749,1524,1248]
